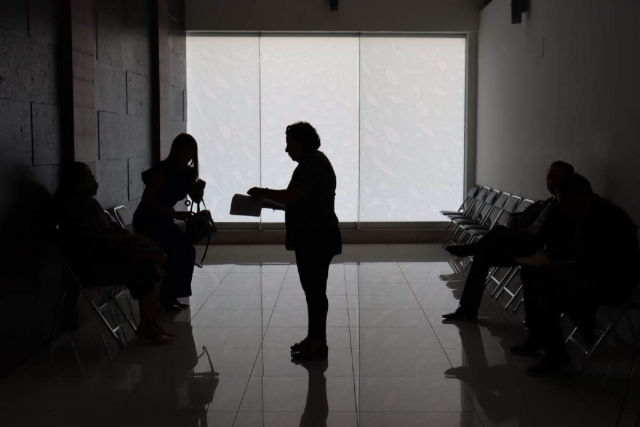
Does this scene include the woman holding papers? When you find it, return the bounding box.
[248,122,342,360]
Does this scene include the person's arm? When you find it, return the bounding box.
[248,180,309,207]
[139,169,193,221]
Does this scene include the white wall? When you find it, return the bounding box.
[185,0,480,32]
[477,0,640,221]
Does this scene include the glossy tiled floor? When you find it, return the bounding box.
[1,245,639,427]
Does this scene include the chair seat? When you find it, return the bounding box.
[444,212,471,219]
[459,222,489,230]
[452,218,481,225]
[469,228,491,236]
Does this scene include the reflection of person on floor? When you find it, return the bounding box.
[294,359,329,427]
[54,162,173,344]
[443,161,575,321]
[156,325,218,425]
[445,323,519,426]
[511,173,640,376]
[134,133,206,312]
[248,122,342,360]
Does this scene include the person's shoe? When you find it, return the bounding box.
[174,301,190,310]
[442,307,478,321]
[161,303,182,313]
[527,353,571,377]
[445,244,477,258]
[510,340,544,358]
[291,342,328,360]
[291,337,310,353]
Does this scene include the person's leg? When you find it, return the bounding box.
[444,247,517,319]
[510,267,549,356]
[151,224,194,308]
[307,252,332,342]
[526,266,576,376]
[293,245,332,358]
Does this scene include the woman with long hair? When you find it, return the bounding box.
[134,133,206,312]
[248,122,342,359]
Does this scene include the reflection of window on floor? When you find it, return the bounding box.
[187,35,466,223]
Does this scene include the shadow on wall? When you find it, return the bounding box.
[0,166,66,378]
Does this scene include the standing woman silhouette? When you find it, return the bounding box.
[134,133,206,312]
[248,122,342,360]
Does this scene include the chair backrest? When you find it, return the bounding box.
[514,199,535,214]
[466,186,480,199]
[482,192,510,227]
[461,185,480,211]
[462,187,491,219]
[502,195,522,215]
[113,205,134,232]
[474,190,502,224]
[104,210,119,225]
[491,195,522,228]
[454,186,481,214]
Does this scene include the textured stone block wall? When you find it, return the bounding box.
[0,0,187,377]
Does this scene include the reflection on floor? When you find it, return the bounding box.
[1,245,639,427]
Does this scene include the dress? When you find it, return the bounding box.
[133,160,197,303]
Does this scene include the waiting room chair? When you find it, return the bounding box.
[441,187,491,246]
[50,225,138,349]
[566,282,640,372]
[445,189,502,247]
[113,205,134,233]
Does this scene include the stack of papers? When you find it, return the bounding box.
[230,194,285,217]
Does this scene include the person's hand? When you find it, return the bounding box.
[248,187,266,199]
[174,210,195,221]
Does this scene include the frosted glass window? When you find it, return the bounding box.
[259,36,360,223]
[186,36,260,222]
[359,37,466,221]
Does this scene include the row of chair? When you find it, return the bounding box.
[440,186,640,371]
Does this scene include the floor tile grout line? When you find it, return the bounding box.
[231,263,289,427]
[345,262,361,426]
[190,265,235,321]
[397,256,489,427]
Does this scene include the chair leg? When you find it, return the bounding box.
[78,287,126,348]
[577,301,635,372]
[105,287,138,333]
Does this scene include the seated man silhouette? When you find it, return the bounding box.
[443,161,575,320]
[511,173,640,376]
[55,162,174,344]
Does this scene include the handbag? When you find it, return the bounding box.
[186,199,217,268]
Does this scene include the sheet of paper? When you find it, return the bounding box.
[230,194,263,217]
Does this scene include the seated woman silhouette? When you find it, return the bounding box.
[249,122,342,359]
[54,162,173,344]
[134,134,206,312]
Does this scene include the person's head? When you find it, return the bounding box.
[546,161,575,196]
[168,133,199,176]
[58,162,98,198]
[557,173,595,219]
[285,122,321,162]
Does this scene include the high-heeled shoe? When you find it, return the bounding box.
[173,300,190,309]
[291,342,328,360]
